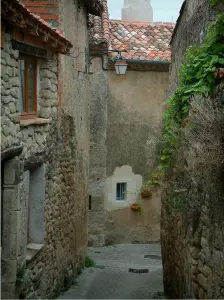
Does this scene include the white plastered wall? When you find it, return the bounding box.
[104,165,142,211]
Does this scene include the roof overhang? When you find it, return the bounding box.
[108,59,170,72]
[1,0,73,54]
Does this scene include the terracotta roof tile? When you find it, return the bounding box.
[2,0,72,53]
[89,0,174,62]
[109,20,174,62]
[89,0,109,47]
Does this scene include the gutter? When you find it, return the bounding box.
[96,56,170,72]
[124,59,170,65]
[108,58,170,65]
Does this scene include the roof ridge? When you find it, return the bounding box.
[109,19,176,26]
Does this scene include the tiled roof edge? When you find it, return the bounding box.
[2,0,73,53]
[110,19,176,26]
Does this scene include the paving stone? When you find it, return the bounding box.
[58,244,164,299]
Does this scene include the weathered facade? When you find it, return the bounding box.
[1,0,102,298]
[161,0,224,299]
[88,1,174,246]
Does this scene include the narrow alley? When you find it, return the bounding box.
[58,244,163,299]
[1,0,224,299]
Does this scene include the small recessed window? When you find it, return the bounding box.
[25,164,45,245]
[116,183,127,201]
[89,195,92,210]
[1,29,4,49]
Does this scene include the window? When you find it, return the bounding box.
[19,55,37,118]
[24,165,45,246]
[1,29,4,49]
[89,195,92,210]
[116,183,127,201]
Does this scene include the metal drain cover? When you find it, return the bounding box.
[144,255,161,260]
[129,268,149,273]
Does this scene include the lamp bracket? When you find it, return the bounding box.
[89,49,127,63]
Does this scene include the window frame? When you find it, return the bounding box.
[116,182,127,201]
[1,28,4,49]
[19,54,38,120]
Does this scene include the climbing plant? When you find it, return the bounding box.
[210,0,218,7]
[159,13,224,170]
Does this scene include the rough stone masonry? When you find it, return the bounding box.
[1,0,93,297]
[161,0,224,299]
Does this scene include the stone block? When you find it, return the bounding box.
[192,282,199,298]
[11,50,19,60]
[40,78,52,90]
[10,78,20,87]
[4,157,21,185]
[200,265,212,277]
[1,58,6,65]
[1,258,17,282]
[3,185,20,211]
[1,281,17,299]
[197,273,208,290]
[3,73,10,82]
[2,232,18,259]
[10,87,19,99]
[6,55,17,67]
[10,113,20,123]
[40,90,55,100]
[198,287,205,299]
[39,107,52,119]
[2,124,11,135]
[40,70,57,80]
[212,249,223,268]
[9,102,17,113]
[189,246,200,260]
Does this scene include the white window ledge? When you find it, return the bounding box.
[26,243,44,262]
[20,118,51,127]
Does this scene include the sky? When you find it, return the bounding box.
[107,0,184,23]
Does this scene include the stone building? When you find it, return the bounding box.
[161,0,224,299]
[88,0,174,246]
[1,0,103,299]
[122,0,153,22]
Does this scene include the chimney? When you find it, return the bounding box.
[122,0,153,22]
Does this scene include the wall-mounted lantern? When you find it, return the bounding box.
[114,56,128,75]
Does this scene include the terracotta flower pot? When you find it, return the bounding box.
[130,204,144,214]
[131,204,138,212]
[141,192,150,198]
[141,189,152,198]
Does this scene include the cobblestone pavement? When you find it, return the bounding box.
[58,244,164,299]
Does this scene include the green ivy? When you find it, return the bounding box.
[210,0,218,7]
[160,13,224,169]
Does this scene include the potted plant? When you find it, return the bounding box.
[141,187,152,199]
[130,204,144,214]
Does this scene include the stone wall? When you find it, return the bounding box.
[88,57,109,246]
[161,0,224,298]
[88,61,169,246]
[1,0,91,297]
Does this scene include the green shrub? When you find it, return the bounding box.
[84,256,95,268]
[160,13,224,170]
